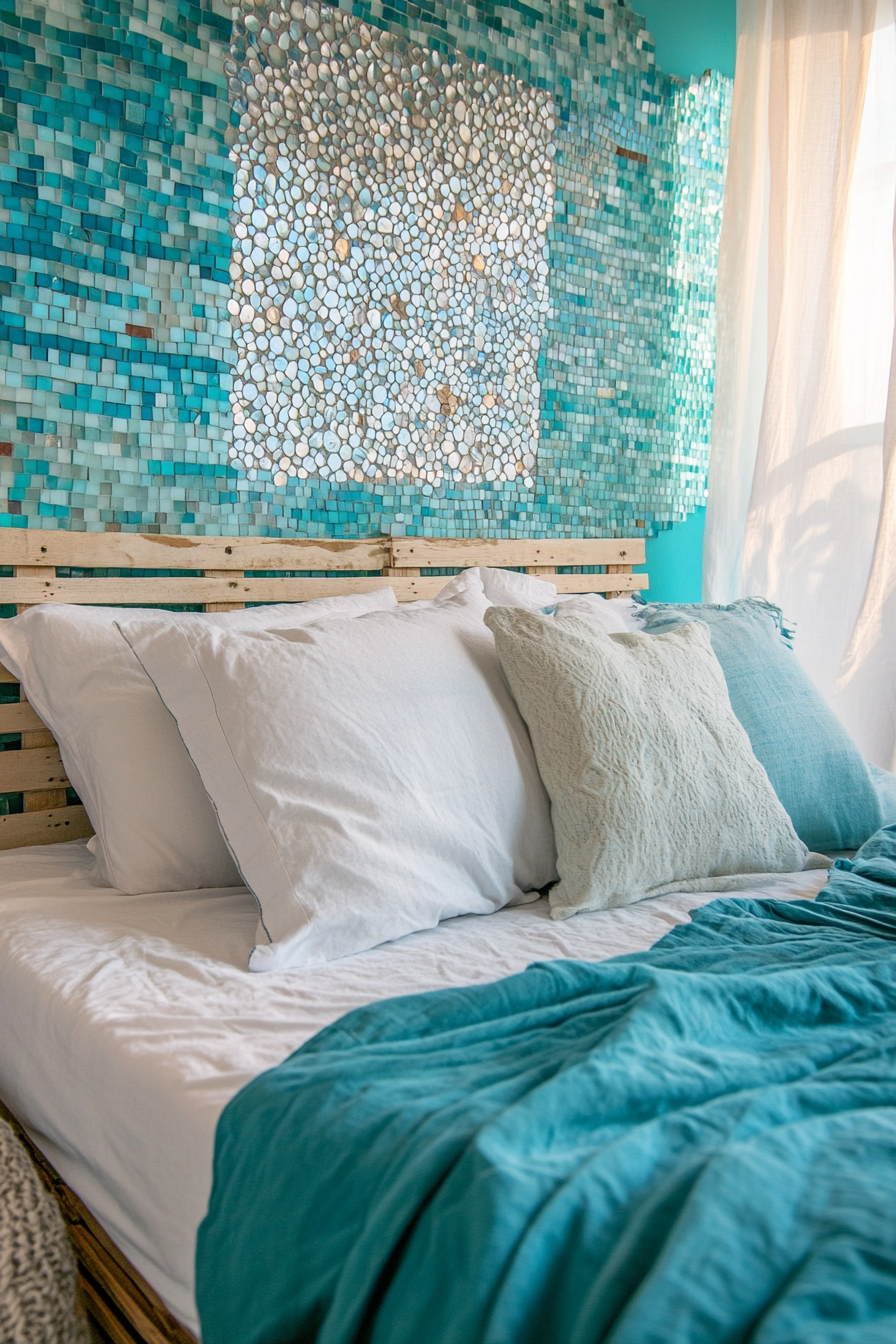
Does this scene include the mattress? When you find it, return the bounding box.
[0,841,829,1336]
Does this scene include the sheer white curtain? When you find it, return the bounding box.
[704,0,896,767]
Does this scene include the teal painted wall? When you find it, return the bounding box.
[636,0,736,79]
[635,0,736,599]
[639,505,706,602]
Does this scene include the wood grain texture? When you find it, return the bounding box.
[0,1097,196,1344]
[0,530,389,572]
[0,700,45,733]
[552,572,641,594]
[13,563,50,614]
[0,745,69,793]
[0,804,93,848]
[389,537,646,568]
[0,575,400,605]
[20,729,57,750]
[0,571,643,606]
[23,789,70,812]
[201,570,246,613]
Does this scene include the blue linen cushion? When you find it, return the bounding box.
[870,763,896,827]
[637,598,887,851]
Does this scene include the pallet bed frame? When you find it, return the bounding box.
[0,527,646,1344]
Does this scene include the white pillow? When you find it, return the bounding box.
[553,592,643,633]
[0,589,397,894]
[465,566,557,610]
[117,578,557,970]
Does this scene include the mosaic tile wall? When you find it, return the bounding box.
[0,0,730,538]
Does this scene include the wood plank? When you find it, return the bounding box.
[80,1274,144,1344]
[394,574,643,598]
[21,729,57,750]
[0,572,643,605]
[0,576,400,605]
[24,788,69,812]
[0,804,93,848]
[71,1225,187,1344]
[389,537,646,568]
[0,700,46,733]
[551,572,643,594]
[13,563,50,614]
[0,745,68,792]
[604,561,630,600]
[0,529,389,572]
[17,688,56,750]
[0,660,18,683]
[202,569,246,613]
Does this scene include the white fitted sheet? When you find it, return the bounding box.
[0,841,828,1336]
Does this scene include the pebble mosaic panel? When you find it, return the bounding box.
[229,15,554,491]
[0,0,731,539]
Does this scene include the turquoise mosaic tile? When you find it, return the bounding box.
[0,0,731,539]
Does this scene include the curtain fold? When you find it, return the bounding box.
[702,0,772,604]
[836,208,896,768]
[705,0,896,766]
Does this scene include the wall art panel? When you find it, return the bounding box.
[0,0,730,539]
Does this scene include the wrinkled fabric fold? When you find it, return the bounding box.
[197,825,896,1344]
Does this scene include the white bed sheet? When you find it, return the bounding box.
[0,841,828,1336]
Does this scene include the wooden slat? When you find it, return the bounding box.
[71,1225,187,1344]
[80,1273,145,1344]
[0,745,68,793]
[0,573,643,606]
[0,1096,196,1344]
[0,576,399,605]
[21,730,57,750]
[551,572,643,594]
[0,529,389,572]
[389,537,646,568]
[390,573,643,597]
[14,563,50,615]
[604,561,632,600]
[0,529,645,573]
[0,805,93,848]
[0,700,45,733]
[24,790,70,812]
[202,569,246,613]
[0,660,18,683]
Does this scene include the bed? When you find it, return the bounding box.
[0,527,650,1343]
[0,840,832,1342]
[2,529,891,1344]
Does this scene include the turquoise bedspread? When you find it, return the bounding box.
[196,828,896,1344]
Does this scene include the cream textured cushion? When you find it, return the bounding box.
[484,609,813,918]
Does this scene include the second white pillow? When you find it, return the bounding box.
[0,588,397,894]
[118,581,557,969]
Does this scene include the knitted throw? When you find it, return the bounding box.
[0,1122,89,1344]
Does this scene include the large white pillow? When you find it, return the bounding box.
[0,589,397,894]
[117,578,558,970]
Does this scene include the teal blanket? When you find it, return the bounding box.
[196,828,896,1344]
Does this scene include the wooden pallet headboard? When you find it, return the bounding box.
[0,529,646,850]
